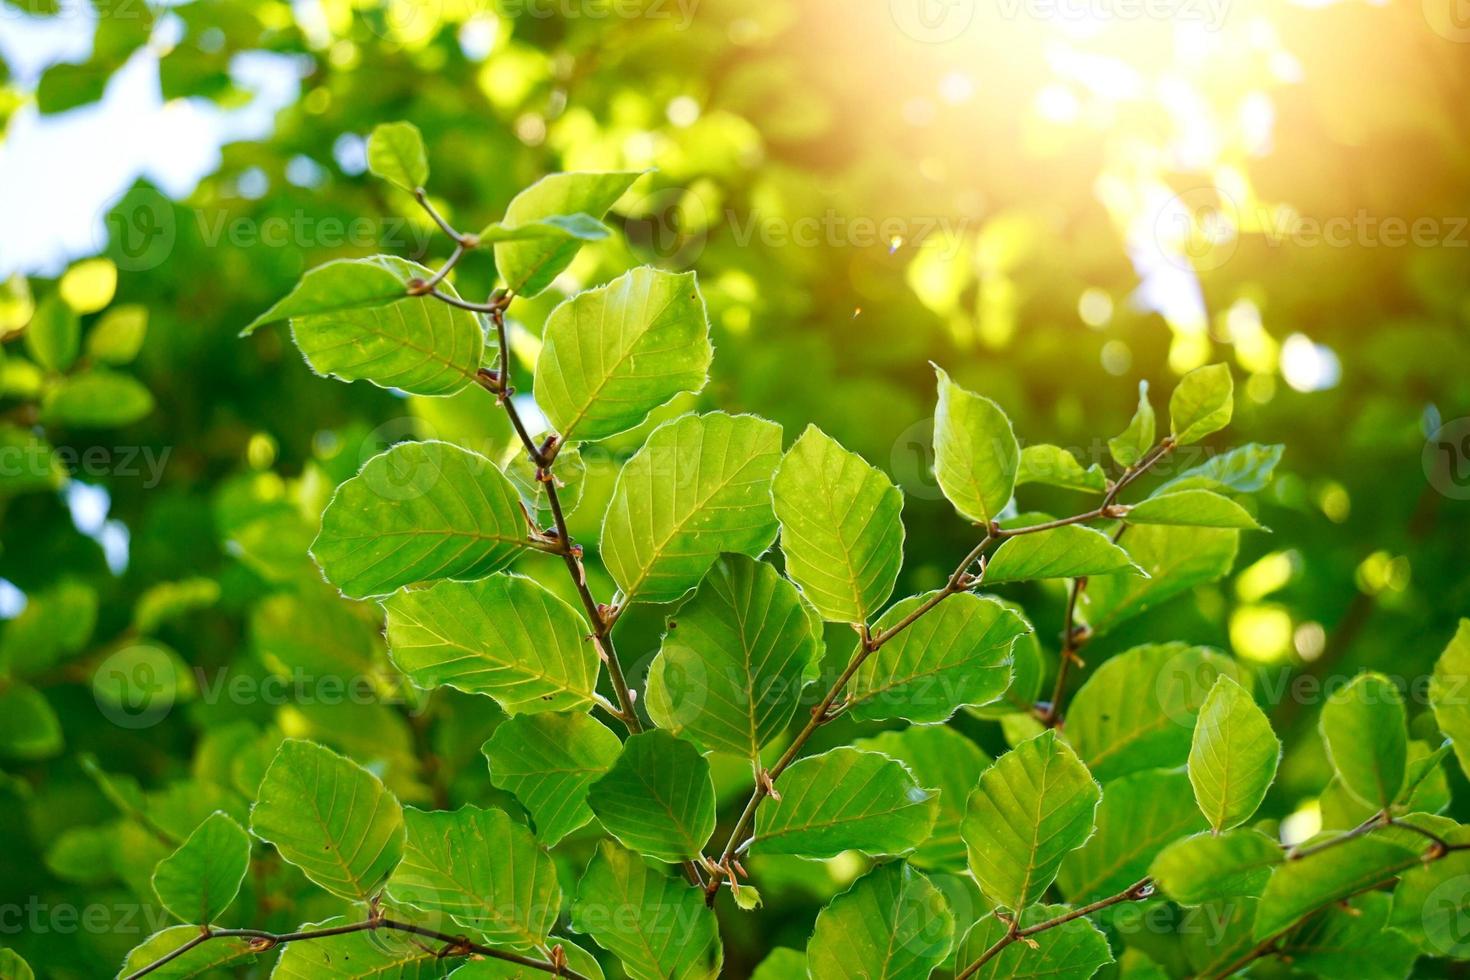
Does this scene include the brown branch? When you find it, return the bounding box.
[124,917,591,980]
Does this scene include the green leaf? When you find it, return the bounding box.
[312,441,528,599]
[772,425,904,623]
[969,600,1046,718]
[387,805,561,946]
[1157,442,1284,494]
[750,948,807,980]
[1389,824,1470,956]
[86,303,147,364]
[25,294,79,371]
[1168,364,1234,445]
[42,369,154,427]
[1179,899,1258,978]
[1016,444,1107,494]
[1126,490,1264,530]
[534,267,712,442]
[0,424,67,494]
[1253,835,1420,940]
[251,591,384,682]
[290,256,485,396]
[807,862,953,980]
[1188,675,1280,831]
[1320,672,1408,810]
[248,739,404,901]
[984,525,1144,584]
[271,918,452,979]
[151,811,250,924]
[117,926,257,979]
[367,121,428,190]
[953,905,1113,980]
[478,212,611,244]
[587,730,716,863]
[1058,769,1206,903]
[496,171,646,296]
[933,366,1020,525]
[1109,380,1156,468]
[962,730,1101,912]
[1150,828,1282,906]
[1280,892,1420,979]
[1067,643,1245,781]
[750,747,936,859]
[855,726,991,872]
[0,950,32,980]
[242,256,411,335]
[847,592,1027,722]
[601,412,783,605]
[1079,525,1239,634]
[571,841,722,980]
[645,555,819,759]
[1429,619,1470,781]
[483,712,621,846]
[385,573,599,714]
[504,437,585,524]
[0,683,62,759]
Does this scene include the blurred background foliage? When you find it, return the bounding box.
[0,0,1468,975]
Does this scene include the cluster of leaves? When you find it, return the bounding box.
[7,122,1450,980]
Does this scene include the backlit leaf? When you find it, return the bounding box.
[1429,619,1470,781]
[116,927,257,980]
[1320,672,1408,810]
[855,726,990,872]
[953,905,1112,980]
[1253,835,1419,940]
[151,811,250,924]
[496,171,646,296]
[807,862,953,980]
[1126,490,1264,530]
[933,366,1019,525]
[242,256,411,336]
[367,120,428,190]
[1108,380,1155,468]
[587,730,716,863]
[1188,675,1280,831]
[483,712,621,846]
[1157,443,1284,494]
[1150,828,1282,906]
[1058,768,1205,903]
[984,525,1144,584]
[1079,526,1239,634]
[270,919,451,979]
[1016,444,1107,494]
[1168,364,1233,445]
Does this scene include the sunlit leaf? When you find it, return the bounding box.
[25,294,79,372]
[270,918,451,979]
[601,412,782,605]
[962,730,1100,912]
[1319,672,1408,810]
[933,366,1019,526]
[117,927,257,980]
[750,747,936,859]
[242,256,411,336]
[151,812,250,924]
[1108,380,1155,468]
[1429,619,1470,781]
[312,441,528,599]
[855,726,990,872]
[496,171,646,296]
[772,425,904,623]
[1169,364,1233,445]
[1016,444,1107,494]
[984,525,1143,584]
[367,120,428,190]
[248,739,404,902]
[953,905,1112,980]
[1058,768,1205,902]
[1126,490,1264,530]
[1253,835,1419,940]
[1079,526,1239,634]
[1188,675,1280,831]
[483,712,621,846]
[587,730,716,863]
[1150,828,1282,906]
[1156,443,1284,494]
[807,862,953,980]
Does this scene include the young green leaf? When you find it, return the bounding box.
[366,120,428,190]
[1253,836,1420,940]
[117,927,258,979]
[587,730,716,863]
[771,425,904,623]
[250,591,385,683]
[42,370,154,428]
[807,863,953,980]
[1388,824,1470,956]
[1150,829,1283,905]
[847,592,1026,723]
[0,950,33,980]
[483,712,621,846]
[311,441,528,599]
[1188,675,1280,831]
[248,739,404,902]
[601,412,782,604]
[855,726,991,872]
[385,573,599,715]
[387,805,561,947]
[534,267,712,443]
[0,683,63,760]
[1059,769,1206,903]
[1067,642,1245,781]
[503,437,585,524]
[933,366,1020,525]
[241,256,411,335]
[1319,672,1408,810]
[1168,363,1234,445]
[290,256,484,396]
[983,525,1144,584]
[495,171,647,296]
[750,747,936,859]
[1079,525,1239,634]
[150,811,250,924]
[645,555,818,760]
[1108,379,1155,468]
[1429,618,1470,781]
[1157,442,1284,494]
[25,294,79,372]
[750,948,807,980]
[571,841,722,980]
[953,905,1113,980]
[271,918,451,979]
[962,730,1101,912]
[478,212,611,244]
[1126,489,1264,530]
[1016,444,1107,493]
